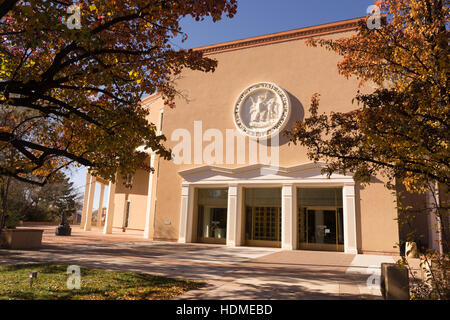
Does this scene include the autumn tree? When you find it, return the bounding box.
[0,0,237,186]
[287,0,448,250]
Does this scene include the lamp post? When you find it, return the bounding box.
[29,271,38,287]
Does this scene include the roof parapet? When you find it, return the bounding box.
[194,17,363,55]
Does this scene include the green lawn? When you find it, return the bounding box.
[0,264,201,300]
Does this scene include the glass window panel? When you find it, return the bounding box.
[245,188,281,207]
[297,188,342,207]
[198,188,228,206]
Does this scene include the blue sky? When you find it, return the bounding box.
[69,0,374,209]
[172,0,373,49]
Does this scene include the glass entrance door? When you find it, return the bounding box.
[198,207,227,244]
[196,188,228,244]
[297,188,344,252]
[298,207,344,251]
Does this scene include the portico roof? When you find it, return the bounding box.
[178,162,354,184]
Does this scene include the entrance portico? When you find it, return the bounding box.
[178,163,358,254]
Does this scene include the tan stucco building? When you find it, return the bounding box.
[80,18,437,256]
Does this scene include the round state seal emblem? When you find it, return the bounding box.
[233,82,291,139]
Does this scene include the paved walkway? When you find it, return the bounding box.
[23,224,149,244]
[0,225,407,300]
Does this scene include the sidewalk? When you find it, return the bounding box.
[19,224,149,245]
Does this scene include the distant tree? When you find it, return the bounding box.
[0,0,237,186]
[27,173,82,222]
[0,171,81,229]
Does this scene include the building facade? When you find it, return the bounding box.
[80,18,437,256]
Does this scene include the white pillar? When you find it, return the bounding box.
[343,183,358,254]
[84,176,96,231]
[144,154,156,239]
[80,172,91,227]
[178,184,194,243]
[96,184,105,229]
[103,181,116,234]
[282,184,297,250]
[226,184,242,247]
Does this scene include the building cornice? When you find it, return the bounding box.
[195,17,363,56]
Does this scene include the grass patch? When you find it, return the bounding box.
[0,264,202,300]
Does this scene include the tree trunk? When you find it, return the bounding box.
[436,183,449,253]
[0,176,11,233]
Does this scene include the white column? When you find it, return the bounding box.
[178,184,194,243]
[80,172,91,227]
[144,154,156,239]
[226,184,242,247]
[282,184,297,250]
[96,184,105,228]
[103,181,116,234]
[84,176,96,231]
[343,183,358,254]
